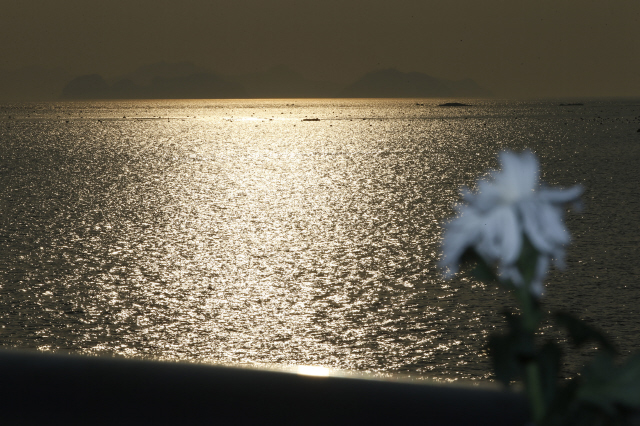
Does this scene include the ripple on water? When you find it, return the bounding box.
[1,99,639,381]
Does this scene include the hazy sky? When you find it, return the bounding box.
[1,0,639,97]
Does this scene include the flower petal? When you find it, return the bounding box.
[538,185,583,204]
[500,150,539,195]
[530,255,550,297]
[520,199,572,256]
[439,149,581,291]
[476,206,522,265]
[440,208,483,275]
[499,264,524,286]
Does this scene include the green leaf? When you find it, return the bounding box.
[488,332,524,386]
[554,311,617,354]
[544,378,581,426]
[537,341,562,407]
[488,312,537,386]
[578,352,640,413]
[501,310,539,342]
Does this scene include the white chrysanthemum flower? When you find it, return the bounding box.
[440,150,582,297]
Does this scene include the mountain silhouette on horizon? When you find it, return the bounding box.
[118,61,209,86]
[340,68,491,98]
[62,63,247,99]
[57,62,490,100]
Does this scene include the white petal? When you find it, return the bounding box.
[477,206,522,265]
[552,251,566,270]
[538,203,570,246]
[440,209,483,273]
[475,179,501,211]
[498,150,539,198]
[512,150,539,192]
[520,201,555,253]
[460,186,475,204]
[440,149,581,286]
[530,255,550,298]
[520,200,570,255]
[538,185,583,204]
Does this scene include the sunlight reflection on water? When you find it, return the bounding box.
[1,99,639,381]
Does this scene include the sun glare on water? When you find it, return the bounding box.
[296,365,331,377]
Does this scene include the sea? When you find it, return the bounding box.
[1,98,639,382]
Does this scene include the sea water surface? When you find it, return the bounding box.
[1,98,639,381]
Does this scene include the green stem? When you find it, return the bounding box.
[514,286,540,333]
[513,285,545,423]
[525,361,546,424]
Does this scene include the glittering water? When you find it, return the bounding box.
[1,98,639,381]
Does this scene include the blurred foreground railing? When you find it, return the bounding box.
[0,349,529,425]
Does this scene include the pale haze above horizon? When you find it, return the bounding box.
[1,0,639,99]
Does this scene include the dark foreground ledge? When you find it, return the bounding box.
[0,349,529,425]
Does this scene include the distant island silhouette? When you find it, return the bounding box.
[59,62,491,100]
[62,63,248,99]
[5,61,490,100]
[340,69,490,98]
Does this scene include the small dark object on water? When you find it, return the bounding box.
[438,102,470,107]
[559,103,584,106]
[302,118,320,121]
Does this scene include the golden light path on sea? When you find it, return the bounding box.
[4,99,638,381]
[42,99,491,378]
